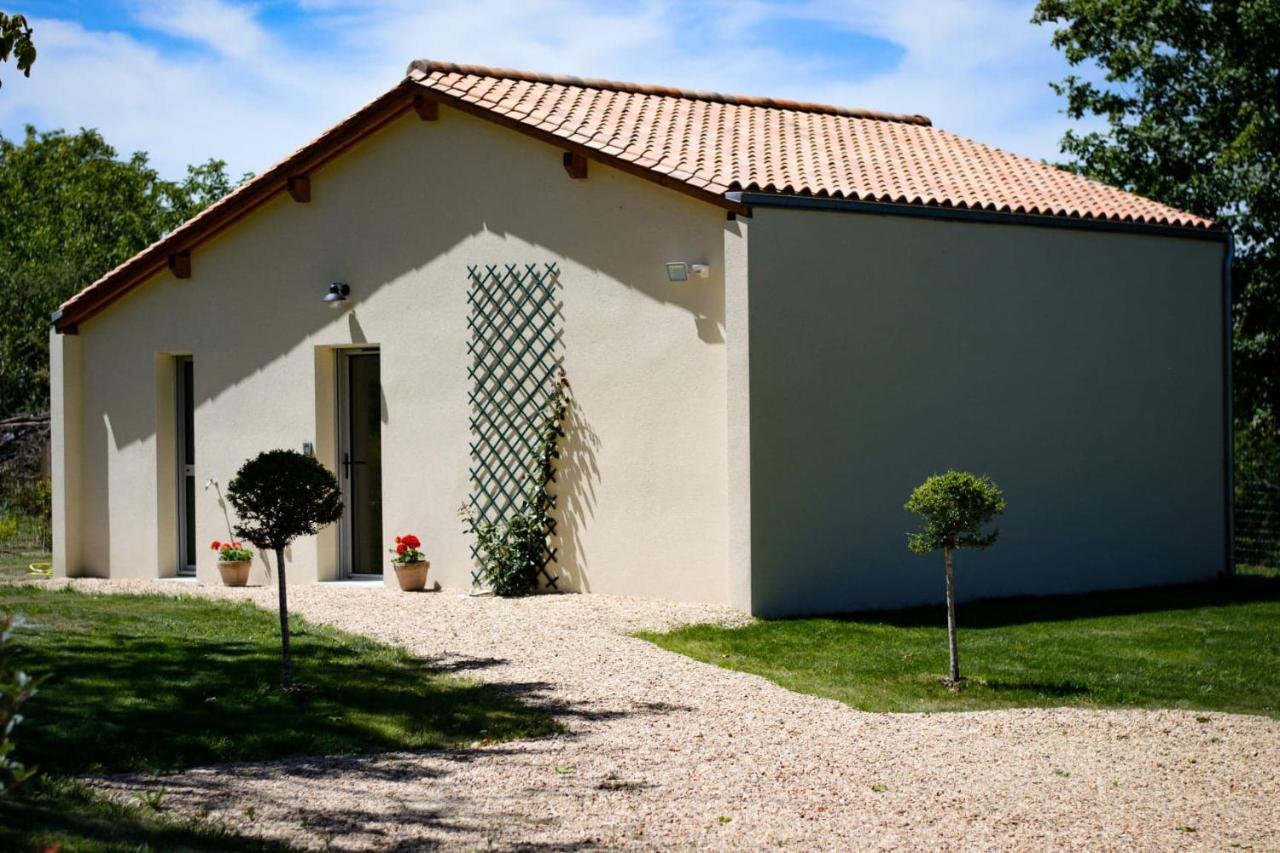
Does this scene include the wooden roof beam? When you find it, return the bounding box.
[413,93,439,121]
[168,251,191,279]
[287,175,311,203]
[563,151,587,179]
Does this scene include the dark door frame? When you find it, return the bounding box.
[175,355,196,576]
[336,347,383,578]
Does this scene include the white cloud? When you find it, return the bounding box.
[132,0,275,64]
[0,0,1094,180]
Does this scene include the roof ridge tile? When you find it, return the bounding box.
[406,59,933,126]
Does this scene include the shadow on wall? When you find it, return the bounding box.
[93,115,724,456]
[80,112,725,575]
[206,477,276,580]
[551,384,601,592]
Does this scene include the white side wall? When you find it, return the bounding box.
[54,106,732,603]
[49,330,83,577]
[745,207,1228,616]
[723,215,752,612]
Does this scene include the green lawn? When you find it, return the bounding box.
[0,548,48,579]
[1,777,292,852]
[641,569,1280,718]
[0,585,557,850]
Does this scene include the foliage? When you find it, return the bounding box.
[0,12,35,88]
[641,570,1280,717]
[210,539,252,563]
[462,378,566,597]
[465,510,549,597]
[0,127,245,415]
[226,450,342,687]
[389,533,424,564]
[1235,423,1280,569]
[225,450,342,552]
[905,471,1005,555]
[1032,0,1280,494]
[0,612,38,793]
[1,476,49,520]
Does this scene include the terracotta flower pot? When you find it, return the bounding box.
[217,560,251,587]
[393,560,430,592]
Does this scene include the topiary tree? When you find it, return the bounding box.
[905,470,1005,686]
[225,450,342,688]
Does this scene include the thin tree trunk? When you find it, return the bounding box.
[944,546,959,684]
[275,546,292,689]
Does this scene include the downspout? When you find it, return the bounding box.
[1222,233,1235,577]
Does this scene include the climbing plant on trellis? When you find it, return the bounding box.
[466,263,563,588]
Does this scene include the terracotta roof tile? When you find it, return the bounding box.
[407,60,1211,229]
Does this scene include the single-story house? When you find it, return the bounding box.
[49,60,1231,617]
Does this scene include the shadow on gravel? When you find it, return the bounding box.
[422,654,510,674]
[97,745,615,850]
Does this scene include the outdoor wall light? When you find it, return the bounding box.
[666,262,709,282]
[323,282,350,306]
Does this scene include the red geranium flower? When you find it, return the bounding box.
[395,543,407,555]
[211,540,221,550]
[395,535,402,544]
[402,534,420,549]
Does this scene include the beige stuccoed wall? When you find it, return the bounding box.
[53,105,731,603]
[745,207,1228,617]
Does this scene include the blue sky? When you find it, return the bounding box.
[0,1,1095,180]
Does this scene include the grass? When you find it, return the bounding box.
[0,777,293,852]
[1,585,558,774]
[641,568,1280,718]
[0,547,49,579]
[0,585,558,850]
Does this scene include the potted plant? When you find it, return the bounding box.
[211,539,254,587]
[389,533,429,591]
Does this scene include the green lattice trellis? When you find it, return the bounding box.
[466,263,562,588]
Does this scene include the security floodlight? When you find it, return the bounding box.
[324,282,350,306]
[666,262,709,282]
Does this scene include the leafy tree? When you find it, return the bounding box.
[0,127,243,415]
[225,450,342,689]
[1032,0,1280,494]
[0,12,35,88]
[905,471,1005,685]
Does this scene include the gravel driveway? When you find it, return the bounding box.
[61,579,1279,850]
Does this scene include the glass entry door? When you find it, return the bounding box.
[339,350,383,576]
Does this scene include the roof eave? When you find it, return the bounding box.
[727,192,1224,241]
